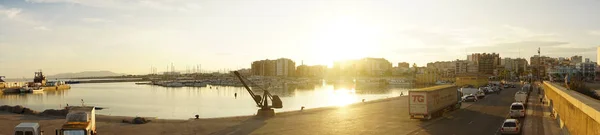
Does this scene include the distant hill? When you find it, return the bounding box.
[48,71,127,79]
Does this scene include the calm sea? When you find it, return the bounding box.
[0,82,414,119]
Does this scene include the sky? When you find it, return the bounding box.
[1,0,600,77]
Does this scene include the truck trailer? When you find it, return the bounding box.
[409,85,462,120]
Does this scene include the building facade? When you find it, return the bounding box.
[251,58,295,77]
[398,62,410,68]
[455,60,478,75]
[576,61,597,80]
[530,55,557,78]
[427,61,456,81]
[468,53,501,75]
[333,58,392,76]
[570,55,583,64]
[296,65,327,77]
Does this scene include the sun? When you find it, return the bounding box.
[308,16,382,67]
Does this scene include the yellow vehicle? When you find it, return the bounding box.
[56,106,96,135]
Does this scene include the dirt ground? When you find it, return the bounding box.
[0,112,250,135]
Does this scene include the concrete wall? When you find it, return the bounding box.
[542,81,600,135]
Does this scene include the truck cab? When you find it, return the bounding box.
[56,106,96,135]
[14,122,43,135]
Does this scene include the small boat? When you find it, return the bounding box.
[135,82,151,85]
[65,80,80,84]
[388,79,411,85]
[165,82,183,87]
[2,88,20,93]
[31,87,44,93]
[20,86,32,93]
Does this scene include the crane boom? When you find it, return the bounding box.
[233,71,283,109]
[233,71,261,106]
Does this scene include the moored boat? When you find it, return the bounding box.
[31,87,44,93]
[20,86,33,93]
[165,82,183,87]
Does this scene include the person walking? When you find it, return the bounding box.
[565,73,571,90]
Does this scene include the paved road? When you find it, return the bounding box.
[407,86,520,135]
[212,86,522,135]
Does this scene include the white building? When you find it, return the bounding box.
[576,61,597,79]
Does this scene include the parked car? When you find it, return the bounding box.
[504,85,510,88]
[509,102,526,118]
[476,90,486,99]
[500,119,521,135]
[462,94,478,102]
[511,84,516,88]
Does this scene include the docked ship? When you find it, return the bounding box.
[34,71,71,91]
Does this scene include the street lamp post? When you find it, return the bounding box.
[538,47,541,82]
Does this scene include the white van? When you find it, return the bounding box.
[514,91,528,103]
[14,122,43,135]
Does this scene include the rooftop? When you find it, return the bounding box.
[414,84,455,92]
[15,122,39,128]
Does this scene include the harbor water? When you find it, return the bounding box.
[0,82,416,119]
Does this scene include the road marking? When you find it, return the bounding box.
[468,121,474,124]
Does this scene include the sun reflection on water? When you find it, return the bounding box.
[327,88,358,106]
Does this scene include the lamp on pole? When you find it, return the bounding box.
[538,47,541,82]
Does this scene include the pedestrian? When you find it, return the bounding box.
[565,73,571,90]
[540,97,543,103]
[234,93,237,99]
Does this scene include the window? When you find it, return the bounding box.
[503,122,516,127]
[511,105,524,110]
[63,130,86,135]
[25,131,34,135]
[15,131,24,135]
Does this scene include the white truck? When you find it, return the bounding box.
[409,85,462,120]
[14,122,43,135]
[514,91,528,103]
[56,106,97,135]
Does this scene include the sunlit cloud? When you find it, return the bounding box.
[81,18,113,23]
[0,7,22,19]
[588,30,600,36]
[33,26,50,31]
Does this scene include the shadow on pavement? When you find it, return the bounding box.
[411,108,507,135]
[210,116,268,135]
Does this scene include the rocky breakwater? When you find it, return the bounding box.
[0,105,69,117]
